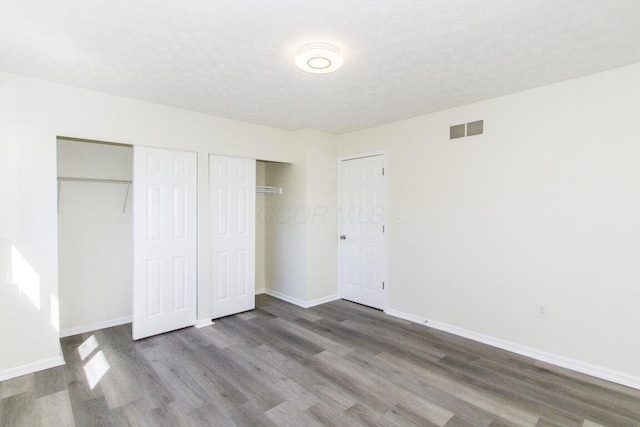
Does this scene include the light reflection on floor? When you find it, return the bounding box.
[78,334,110,390]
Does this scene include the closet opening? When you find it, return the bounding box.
[56,144,287,335]
[56,137,133,337]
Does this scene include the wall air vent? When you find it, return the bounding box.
[449,124,466,139]
[449,120,484,140]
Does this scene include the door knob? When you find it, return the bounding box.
[340,235,347,240]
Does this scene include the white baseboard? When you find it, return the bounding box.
[60,316,132,338]
[265,290,339,309]
[194,319,214,329]
[385,308,640,391]
[0,355,65,382]
[385,308,428,324]
[255,288,266,295]
[305,293,340,308]
[265,290,307,307]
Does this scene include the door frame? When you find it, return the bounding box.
[337,150,389,311]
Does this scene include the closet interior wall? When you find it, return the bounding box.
[56,139,133,335]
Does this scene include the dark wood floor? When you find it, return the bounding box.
[1,295,640,427]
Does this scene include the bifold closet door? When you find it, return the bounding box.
[132,146,197,340]
[210,155,256,319]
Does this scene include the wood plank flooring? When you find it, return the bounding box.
[1,294,639,426]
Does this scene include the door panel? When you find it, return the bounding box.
[340,155,385,309]
[133,147,197,340]
[210,155,256,318]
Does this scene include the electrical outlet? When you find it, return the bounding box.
[536,304,548,319]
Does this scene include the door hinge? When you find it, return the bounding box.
[382,225,385,233]
[382,167,385,176]
[382,282,385,290]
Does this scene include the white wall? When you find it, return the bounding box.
[265,129,338,304]
[1,75,63,377]
[0,71,294,378]
[303,131,338,302]
[265,152,307,301]
[337,63,640,380]
[57,139,133,332]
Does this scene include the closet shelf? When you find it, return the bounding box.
[57,176,132,214]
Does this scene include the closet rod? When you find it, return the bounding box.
[57,177,132,184]
[57,177,133,213]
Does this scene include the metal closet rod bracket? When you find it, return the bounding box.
[256,186,283,194]
[57,177,133,213]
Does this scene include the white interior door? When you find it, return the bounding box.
[210,155,256,318]
[132,147,197,340]
[339,155,386,309]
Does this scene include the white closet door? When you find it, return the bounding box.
[210,155,256,319]
[132,147,197,340]
[339,155,386,310]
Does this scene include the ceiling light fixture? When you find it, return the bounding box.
[295,42,343,74]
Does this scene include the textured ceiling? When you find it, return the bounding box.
[1,1,639,134]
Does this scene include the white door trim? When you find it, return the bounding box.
[337,150,389,310]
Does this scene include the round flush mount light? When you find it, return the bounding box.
[295,42,343,74]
